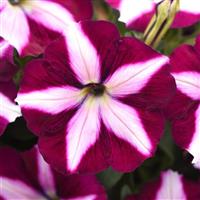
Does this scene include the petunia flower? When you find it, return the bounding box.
[0,0,92,56]
[0,146,107,200]
[166,35,200,169]
[126,170,200,200]
[16,21,175,174]
[0,38,21,135]
[105,0,200,32]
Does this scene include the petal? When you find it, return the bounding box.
[180,0,200,14]
[36,147,56,197]
[172,11,200,28]
[63,23,101,84]
[79,21,120,82]
[127,170,200,200]
[66,97,101,172]
[170,44,200,73]
[172,71,200,100]
[0,92,21,122]
[100,96,152,156]
[0,38,17,81]
[44,0,93,22]
[54,171,106,200]
[166,91,199,155]
[156,171,186,200]
[24,0,75,33]
[0,82,21,135]
[17,56,83,136]
[0,147,44,200]
[107,102,165,172]
[44,36,82,88]
[22,146,107,199]
[100,37,167,82]
[20,17,60,56]
[63,21,120,84]
[0,5,30,54]
[106,0,154,27]
[187,104,200,165]
[0,38,13,62]
[0,178,45,200]
[105,56,169,97]
[16,86,82,115]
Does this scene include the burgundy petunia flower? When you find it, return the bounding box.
[0,146,106,200]
[127,170,200,200]
[16,21,175,174]
[0,0,92,56]
[106,0,200,32]
[0,38,21,136]
[166,36,200,169]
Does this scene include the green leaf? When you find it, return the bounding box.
[97,167,123,190]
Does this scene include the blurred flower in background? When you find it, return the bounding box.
[166,35,200,169]
[127,170,200,200]
[0,0,93,56]
[0,146,107,200]
[106,0,200,32]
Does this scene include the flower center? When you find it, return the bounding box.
[8,0,23,5]
[85,83,105,97]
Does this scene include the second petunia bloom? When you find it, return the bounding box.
[106,0,200,32]
[166,35,200,169]
[16,21,175,174]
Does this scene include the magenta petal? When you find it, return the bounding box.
[172,11,200,28]
[104,102,165,172]
[54,172,106,200]
[23,146,107,199]
[0,38,17,81]
[49,0,93,22]
[101,37,165,82]
[0,147,43,199]
[21,17,60,56]
[44,36,82,88]
[79,20,120,73]
[167,37,200,166]
[106,0,200,32]
[16,56,82,136]
[0,146,107,200]
[127,170,200,200]
[0,81,21,135]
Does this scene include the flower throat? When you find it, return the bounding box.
[85,83,105,97]
[8,0,24,5]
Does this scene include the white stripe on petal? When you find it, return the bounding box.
[156,170,186,200]
[172,71,200,100]
[66,97,101,171]
[64,23,100,84]
[0,177,45,200]
[23,0,75,33]
[100,96,152,155]
[118,0,154,26]
[105,56,168,97]
[0,5,29,54]
[36,147,56,198]
[180,0,200,14]
[16,86,82,114]
[188,105,200,165]
[63,195,96,200]
[0,93,21,123]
